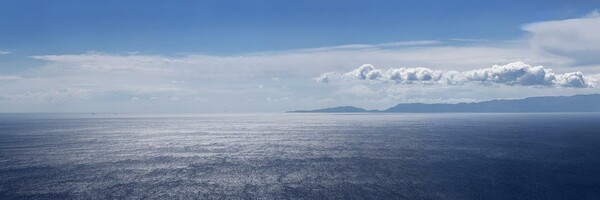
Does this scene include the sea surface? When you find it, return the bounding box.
[1,113,599,199]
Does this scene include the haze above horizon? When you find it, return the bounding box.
[1,0,600,112]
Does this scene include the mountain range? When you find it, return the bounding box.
[288,94,600,113]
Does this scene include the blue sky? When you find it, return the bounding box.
[2,0,598,54]
[1,0,600,112]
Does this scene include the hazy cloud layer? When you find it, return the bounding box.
[0,75,22,81]
[319,62,596,88]
[0,88,90,104]
[523,11,600,65]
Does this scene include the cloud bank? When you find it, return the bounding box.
[318,62,596,88]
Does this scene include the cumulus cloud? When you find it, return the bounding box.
[555,72,590,88]
[318,62,596,88]
[386,67,444,83]
[523,11,600,65]
[462,62,556,86]
[343,64,382,80]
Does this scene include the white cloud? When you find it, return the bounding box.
[343,64,382,80]
[462,62,553,86]
[554,72,590,88]
[0,51,11,55]
[523,11,600,65]
[319,62,596,88]
[386,67,444,83]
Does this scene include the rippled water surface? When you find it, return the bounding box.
[1,113,600,199]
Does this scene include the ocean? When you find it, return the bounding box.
[1,113,599,199]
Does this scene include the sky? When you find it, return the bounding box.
[1,0,600,112]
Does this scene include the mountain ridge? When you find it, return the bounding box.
[288,93,600,113]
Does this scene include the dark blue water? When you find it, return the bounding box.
[1,113,599,199]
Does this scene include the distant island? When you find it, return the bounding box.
[289,106,372,113]
[288,93,600,113]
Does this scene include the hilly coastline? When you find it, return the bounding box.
[289,94,600,113]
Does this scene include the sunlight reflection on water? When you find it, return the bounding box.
[1,113,600,199]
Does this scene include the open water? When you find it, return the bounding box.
[1,113,599,199]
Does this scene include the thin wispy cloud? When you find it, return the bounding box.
[295,40,441,52]
[379,40,441,47]
[522,10,600,65]
[449,38,487,42]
